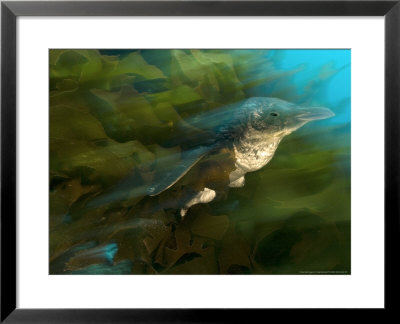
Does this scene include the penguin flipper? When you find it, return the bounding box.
[147,145,215,196]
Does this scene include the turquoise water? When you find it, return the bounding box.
[274,49,350,123]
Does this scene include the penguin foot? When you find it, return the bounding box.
[229,176,245,188]
[180,187,216,218]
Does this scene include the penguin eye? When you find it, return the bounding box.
[270,112,279,117]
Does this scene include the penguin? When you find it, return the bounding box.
[147,97,334,217]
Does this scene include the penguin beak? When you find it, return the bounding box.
[296,107,335,121]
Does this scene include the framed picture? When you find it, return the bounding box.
[1,0,398,321]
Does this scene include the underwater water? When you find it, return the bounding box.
[49,49,351,274]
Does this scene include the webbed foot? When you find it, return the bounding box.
[229,176,245,188]
[180,187,216,218]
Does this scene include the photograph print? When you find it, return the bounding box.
[49,49,351,275]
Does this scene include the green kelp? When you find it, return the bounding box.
[49,49,350,274]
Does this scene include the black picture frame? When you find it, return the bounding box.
[1,0,399,322]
